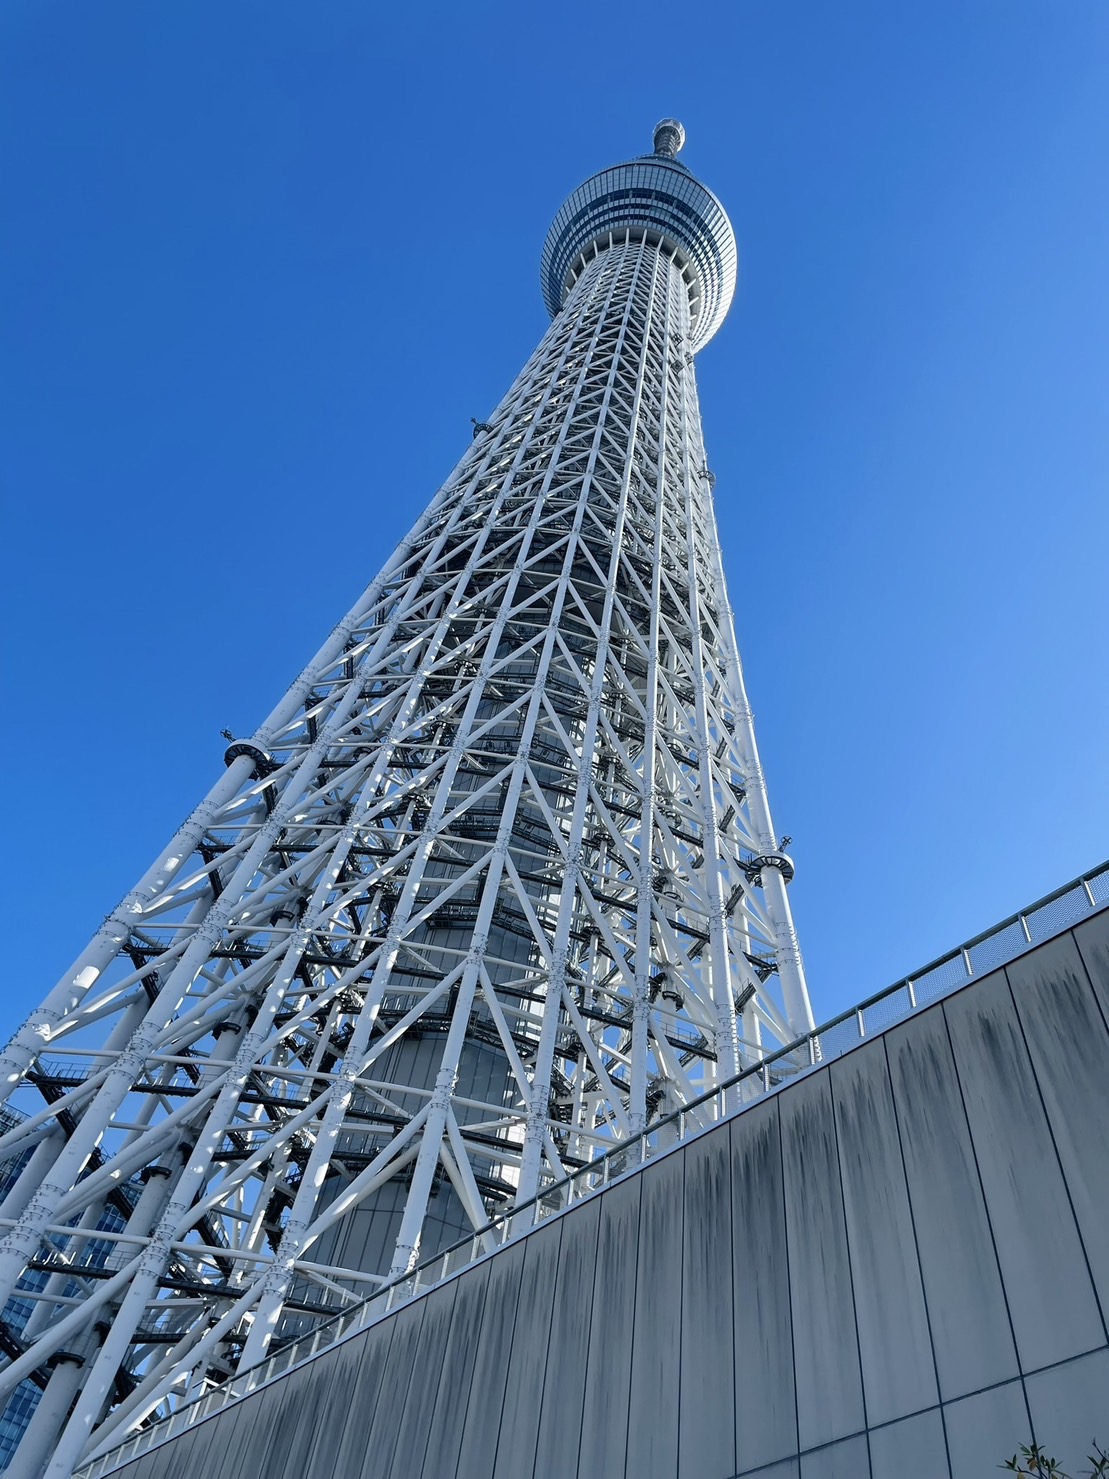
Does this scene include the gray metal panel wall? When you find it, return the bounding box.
[533,1195,600,1478]
[418,1258,488,1479]
[945,1380,1033,1479]
[491,1220,561,1479]
[1011,927,1109,1314]
[358,1294,426,1478]
[867,1409,948,1479]
[730,1097,797,1469]
[625,1148,684,1479]
[576,1173,641,1479]
[779,1073,865,1449]
[943,964,1104,1370]
[680,1130,735,1479]
[454,1237,525,1479]
[384,1279,455,1479]
[1075,906,1109,1020]
[100,915,1109,1479]
[829,1043,937,1425]
[884,1000,1020,1399]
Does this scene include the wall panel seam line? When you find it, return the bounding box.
[483,1244,529,1479]
[733,1342,1109,1479]
[774,1100,802,1460]
[1018,1339,1109,1379]
[93,1305,396,1479]
[825,1069,873,1475]
[470,1248,528,1476]
[443,1271,490,1479]
[382,1300,429,1477]
[1001,962,1109,1346]
[725,1115,738,1478]
[410,1290,454,1479]
[334,1304,400,1479]
[529,1218,567,1473]
[672,1146,688,1479]
[616,1181,644,1479]
[937,1004,1036,1442]
[1070,925,1109,1040]
[878,1033,954,1478]
[529,1223,567,1479]
[564,1202,602,1479]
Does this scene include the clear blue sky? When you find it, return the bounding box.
[2,1,1106,1030]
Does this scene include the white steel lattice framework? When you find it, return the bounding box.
[0,120,814,1478]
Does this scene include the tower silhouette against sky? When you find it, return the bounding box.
[0,121,814,1478]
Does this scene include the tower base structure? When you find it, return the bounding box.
[69,865,1109,1479]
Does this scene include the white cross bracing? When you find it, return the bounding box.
[0,145,814,1477]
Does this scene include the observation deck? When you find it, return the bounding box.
[541,119,738,349]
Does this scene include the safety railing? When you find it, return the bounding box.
[76,858,1109,1479]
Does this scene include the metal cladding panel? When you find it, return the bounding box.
[177,1407,237,1479]
[1024,1347,1109,1472]
[291,1328,376,1478]
[943,967,1104,1371]
[492,1221,562,1479]
[830,1041,938,1425]
[885,1007,1018,1400]
[158,1445,186,1479]
[303,1352,364,1473]
[160,1381,279,1479]
[867,1408,949,1479]
[256,1360,327,1476]
[1074,906,1109,1021]
[329,1316,396,1477]
[779,1072,865,1450]
[1006,931,1109,1320]
[211,1382,277,1479]
[730,1098,797,1470]
[418,1260,491,1479]
[133,1431,179,1479]
[118,1442,156,1479]
[533,1195,601,1479]
[385,1281,457,1479]
[626,1148,685,1479]
[799,1433,870,1478]
[455,1240,527,1479]
[679,1130,736,1479]
[943,1380,1031,1479]
[358,1298,427,1479]
[577,1174,642,1479]
[241,1383,297,1477]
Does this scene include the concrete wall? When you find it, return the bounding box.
[97,908,1109,1479]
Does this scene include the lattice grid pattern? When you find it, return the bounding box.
[0,186,811,1477]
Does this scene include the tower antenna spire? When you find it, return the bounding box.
[652,116,686,156]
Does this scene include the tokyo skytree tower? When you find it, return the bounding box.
[0,120,814,1476]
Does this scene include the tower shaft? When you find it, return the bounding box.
[0,127,812,1478]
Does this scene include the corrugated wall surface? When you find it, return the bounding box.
[100,909,1109,1479]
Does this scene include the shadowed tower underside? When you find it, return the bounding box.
[0,121,813,1478]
